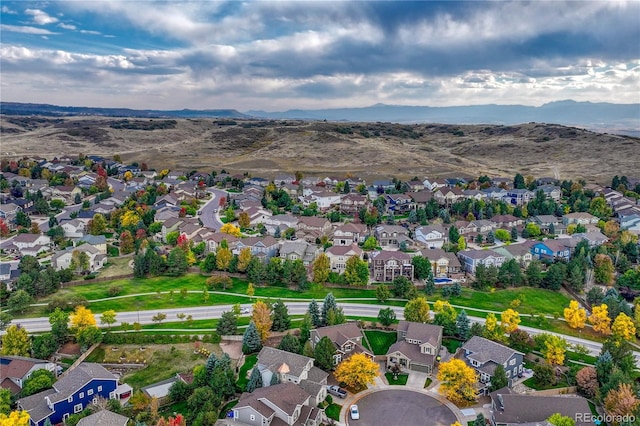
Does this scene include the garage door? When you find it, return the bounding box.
[410,363,431,373]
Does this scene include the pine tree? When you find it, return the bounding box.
[206,353,219,377]
[321,293,337,326]
[314,336,336,371]
[489,364,508,392]
[270,373,280,385]
[246,367,263,392]
[473,413,486,426]
[271,300,291,332]
[299,313,313,345]
[456,310,471,340]
[217,311,238,336]
[308,300,322,327]
[242,322,262,354]
[278,333,301,354]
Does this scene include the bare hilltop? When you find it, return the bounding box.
[1,115,638,183]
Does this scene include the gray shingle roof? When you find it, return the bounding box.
[490,389,592,426]
[50,363,116,404]
[250,382,310,416]
[397,321,442,347]
[387,341,436,367]
[18,389,56,422]
[257,347,313,379]
[77,410,129,426]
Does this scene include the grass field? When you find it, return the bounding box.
[236,354,258,392]
[442,338,464,354]
[363,330,397,355]
[385,372,408,385]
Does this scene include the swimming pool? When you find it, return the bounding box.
[434,278,454,284]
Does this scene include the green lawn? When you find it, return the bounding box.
[218,399,239,419]
[523,376,570,391]
[159,400,188,419]
[236,354,258,391]
[325,403,342,421]
[385,373,408,385]
[442,338,463,354]
[363,330,397,355]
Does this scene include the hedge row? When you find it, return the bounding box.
[101,332,221,345]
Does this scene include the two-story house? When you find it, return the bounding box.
[230,383,323,426]
[414,225,447,249]
[433,187,463,206]
[12,234,51,257]
[17,363,131,426]
[1,356,57,395]
[296,216,332,243]
[255,347,328,406]
[234,236,279,261]
[457,249,506,274]
[493,242,534,268]
[456,336,524,394]
[369,250,414,282]
[419,248,462,278]
[384,193,414,214]
[331,222,367,246]
[490,215,523,229]
[562,212,600,226]
[279,240,321,266]
[530,240,571,261]
[374,224,411,249]
[309,322,374,366]
[325,244,364,274]
[339,193,368,215]
[503,189,534,206]
[386,321,443,374]
[51,245,107,273]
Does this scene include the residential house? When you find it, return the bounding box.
[493,242,534,268]
[423,178,447,192]
[231,383,323,426]
[434,187,463,206]
[384,193,414,214]
[414,225,447,249]
[456,336,524,394]
[296,217,331,243]
[255,347,328,406]
[12,234,51,257]
[309,322,374,365]
[458,249,506,274]
[274,173,296,185]
[204,232,240,254]
[0,264,10,282]
[301,191,341,211]
[530,215,566,234]
[407,180,425,192]
[490,215,523,229]
[408,190,434,207]
[470,220,496,234]
[280,240,321,266]
[562,212,599,226]
[51,245,107,272]
[74,235,108,255]
[371,179,395,192]
[482,187,507,201]
[60,218,87,238]
[369,250,414,282]
[419,248,462,278]
[339,193,368,215]
[489,387,592,426]
[1,356,57,395]
[76,410,129,426]
[386,321,443,374]
[537,185,562,202]
[374,224,411,249]
[620,213,640,235]
[248,177,270,187]
[50,186,82,205]
[245,206,273,226]
[331,222,367,246]
[17,363,131,426]
[234,236,279,260]
[503,189,533,206]
[462,189,485,201]
[264,214,299,230]
[0,202,21,224]
[325,244,364,274]
[530,240,571,261]
[571,231,609,248]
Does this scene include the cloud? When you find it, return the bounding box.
[80,29,101,35]
[58,23,76,30]
[0,24,58,35]
[2,5,17,14]
[25,8,58,25]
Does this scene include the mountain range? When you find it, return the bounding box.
[2,100,638,134]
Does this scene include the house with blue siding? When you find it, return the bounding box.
[530,240,571,261]
[18,363,130,426]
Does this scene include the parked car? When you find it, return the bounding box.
[350,404,360,420]
[327,385,347,399]
[240,307,251,314]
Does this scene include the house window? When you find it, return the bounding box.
[87,389,93,396]
[509,359,516,366]
[250,415,256,421]
[97,386,102,392]
[92,398,98,405]
[68,396,73,403]
[63,414,70,421]
[74,403,82,413]
[109,391,116,400]
[79,392,84,399]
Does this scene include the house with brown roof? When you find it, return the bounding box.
[331,222,367,246]
[309,322,373,366]
[562,212,600,226]
[325,244,364,274]
[296,217,331,243]
[279,240,321,266]
[434,187,463,206]
[419,248,462,278]
[386,321,443,374]
[339,193,368,215]
[489,387,592,426]
[0,356,57,395]
[490,215,523,229]
[458,249,506,274]
[369,250,414,282]
[234,236,279,260]
[374,224,411,249]
[204,232,240,254]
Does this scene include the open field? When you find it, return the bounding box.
[2,116,638,182]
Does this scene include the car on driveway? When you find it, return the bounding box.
[327,385,347,398]
[350,404,359,420]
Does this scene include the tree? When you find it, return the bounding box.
[489,364,508,392]
[119,230,134,254]
[495,228,511,242]
[7,290,32,314]
[344,255,369,286]
[448,226,460,243]
[594,254,615,285]
[0,410,30,426]
[526,261,544,287]
[566,263,585,292]
[576,366,598,399]
[321,293,338,326]
[542,263,566,290]
[0,325,30,356]
[100,309,117,330]
[433,300,457,336]
[377,307,396,327]
[21,369,55,397]
[312,253,330,284]
[456,310,471,340]
[437,358,478,407]
[87,213,107,235]
[483,312,503,342]
[237,247,252,272]
[376,284,391,302]
[589,304,611,335]
[246,282,255,300]
[246,367,263,392]
[0,388,10,415]
[271,300,290,332]
[604,383,640,422]
[547,413,575,426]
[252,300,272,343]
[238,211,251,229]
[217,311,238,336]
[404,297,430,323]
[216,247,233,271]
[334,353,379,390]
[49,308,69,344]
[0,313,11,332]
[242,321,262,354]
[362,236,378,250]
[308,299,322,327]
[220,223,241,237]
[412,255,433,281]
[542,334,567,366]
[278,333,301,354]
[31,333,58,359]
[563,300,587,330]
[611,312,636,341]
[392,275,414,298]
[500,309,521,333]
[314,336,336,370]
[70,306,97,331]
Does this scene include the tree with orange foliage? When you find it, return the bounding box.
[589,304,611,335]
[251,300,272,343]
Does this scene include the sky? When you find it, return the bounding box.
[1,1,639,112]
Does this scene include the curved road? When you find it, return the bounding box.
[8,302,640,363]
[199,187,227,230]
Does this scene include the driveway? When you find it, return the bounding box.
[346,389,458,426]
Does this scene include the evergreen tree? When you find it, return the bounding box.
[299,313,313,345]
[278,333,301,354]
[321,293,337,326]
[510,227,518,241]
[489,364,509,392]
[271,300,291,332]
[308,300,322,327]
[470,322,484,337]
[242,321,262,354]
[473,414,486,426]
[270,373,280,385]
[456,310,471,340]
[246,367,263,392]
[314,336,336,371]
[217,311,238,336]
[448,226,460,243]
[205,353,219,377]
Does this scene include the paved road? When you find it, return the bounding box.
[199,187,227,230]
[8,302,639,363]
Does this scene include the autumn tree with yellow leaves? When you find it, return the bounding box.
[0,410,30,426]
[589,304,611,335]
[251,300,272,343]
[70,306,97,331]
[437,358,478,407]
[542,334,567,366]
[237,247,252,272]
[500,309,521,333]
[404,297,431,323]
[611,313,636,342]
[563,300,587,330]
[334,353,379,391]
[220,223,241,237]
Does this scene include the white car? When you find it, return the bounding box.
[240,307,250,314]
[350,404,359,420]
